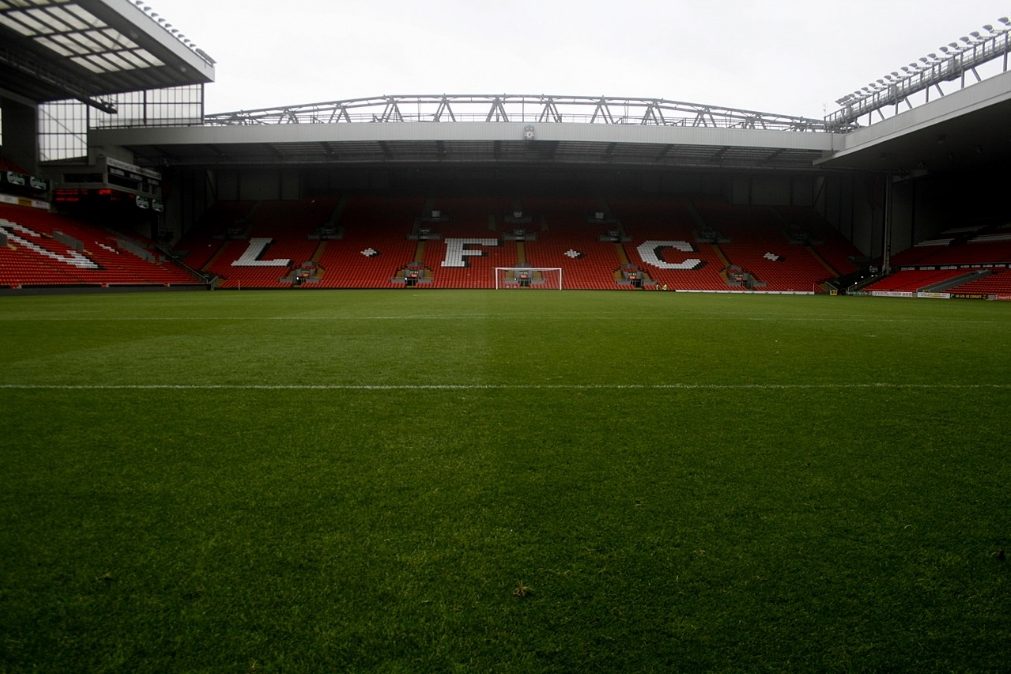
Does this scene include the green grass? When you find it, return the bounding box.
[0,290,1008,672]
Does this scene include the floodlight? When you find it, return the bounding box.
[939,47,949,54]
[970,31,982,39]
[960,36,971,44]
[928,53,937,60]
[949,42,960,49]
[983,24,995,32]
[920,57,930,64]
[1000,17,1010,26]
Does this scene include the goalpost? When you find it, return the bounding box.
[494,267,563,290]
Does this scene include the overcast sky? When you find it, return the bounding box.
[154,0,1010,119]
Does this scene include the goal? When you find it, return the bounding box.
[494,267,563,290]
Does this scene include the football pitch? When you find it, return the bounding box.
[1,290,1008,672]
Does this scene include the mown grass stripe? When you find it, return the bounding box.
[0,315,1003,323]
[1,383,1008,391]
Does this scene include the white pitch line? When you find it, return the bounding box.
[0,315,1001,324]
[1,383,1008,391]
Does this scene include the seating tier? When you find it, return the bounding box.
[0,204,199,288]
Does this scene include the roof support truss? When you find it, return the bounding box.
[204,94,826,132]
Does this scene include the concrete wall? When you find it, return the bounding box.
[1,96,38,173]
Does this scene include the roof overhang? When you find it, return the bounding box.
[817,68,1011,173]
[92,122,841,171]
[0,0,214,105]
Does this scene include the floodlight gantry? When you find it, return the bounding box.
[827,17,1011,129]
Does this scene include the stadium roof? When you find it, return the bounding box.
[819,68,1011,173]
[94,73,1011,175]
[0,0,214,109]
[92,114,838,171]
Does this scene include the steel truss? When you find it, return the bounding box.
[204,94,827,132]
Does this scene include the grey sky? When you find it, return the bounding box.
[155,0,1011,119]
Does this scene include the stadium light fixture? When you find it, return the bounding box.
[970,31,982,40]
[939,47,949,54]
[927,53,938,60]
[960,36,972,44]
[983,24,995,32]
[1000,17,1010,26]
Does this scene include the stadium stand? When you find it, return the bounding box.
[943,268,1011,296]
[692,199,858,291]
[609,198,726,291]
[179,199,336,288]
[417,196,513,289]
[891,226,1011,268]
[0,195,871,293]
[0,203,199,288]
[867,222,1011,295]
[315,195,424,288]
[863,268,977,293]
[159,195,869,292]
[522,197,630,291]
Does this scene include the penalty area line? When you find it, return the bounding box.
[1,383,1009,391]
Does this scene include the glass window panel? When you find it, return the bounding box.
[119,51,149,68]
[134,49,162,67]
[65,4,102,27]
[86,29,117,49]
[35,35,74,56]
[28,7,70,32]
[3,10,45,34]
[46,5,86,29]
[69,55,105,72]
[104,28,137,49]
[68,31,103,51]
[101,51,135,71]
[51,33,89,54]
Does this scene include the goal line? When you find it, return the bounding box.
[494,267,563,290]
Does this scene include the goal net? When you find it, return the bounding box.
[494,267,563,290]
